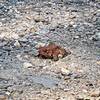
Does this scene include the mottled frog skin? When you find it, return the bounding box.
[38,43,71,61]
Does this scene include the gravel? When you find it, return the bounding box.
[0,0,100,99]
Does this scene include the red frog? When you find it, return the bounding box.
[38,43,71,61]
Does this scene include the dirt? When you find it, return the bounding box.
[0,0,100,100]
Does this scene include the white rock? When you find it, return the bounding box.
[14,40,21,47]
[35,42,46,48]
[74,35,80,39]
[23,62,33,68]
[16,54,22,61]
[61,68,71,76]
[58,54,64,59]
[5,91,11,96]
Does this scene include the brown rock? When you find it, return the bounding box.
[38,43,71,61]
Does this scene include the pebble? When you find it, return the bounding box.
[0,22,2,26]
[58,54,64,59]
[90,89,100,97]
[16,54,23,61]
[14,40,21,48]
[60,95,76,100]
[76,94,85,100]
[71,72,82,79]
[61,68,72,76]
[23,62,33,68]
[96,61,100,65]
[95,32,100,39]
[74,35,80,39]
[30,27,37,33]
[35,42,46,48]
[92,32,100,41]
[19,38,28,43]
[33,15,44,22]
[5,91,11,96]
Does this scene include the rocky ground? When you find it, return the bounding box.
[0,0,100,100]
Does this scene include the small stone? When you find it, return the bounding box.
[58,54,64,59]
[0,22,2,26]
[74,35,80,39]
[25,16,33,20]
[72,72,82,79]
[61,68,71,76]
[19,38,28,43]
[69,21,75,26]
[30,27,37,33]
[90,89,100,97]
[69,15,76,19]
[96,61,100,65]
[76,94,84,100]
[23,62,33,68]
[5,91,10,96]
[92,32,100,41]
[63,88,70,92]
[16,54,23,61]
[35,42,46,48]
[0,93,7,100]
[14,40,21,48]
[33,15,44,22]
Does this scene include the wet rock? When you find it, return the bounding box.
[38,43,71,61]
[73,35,80,39]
